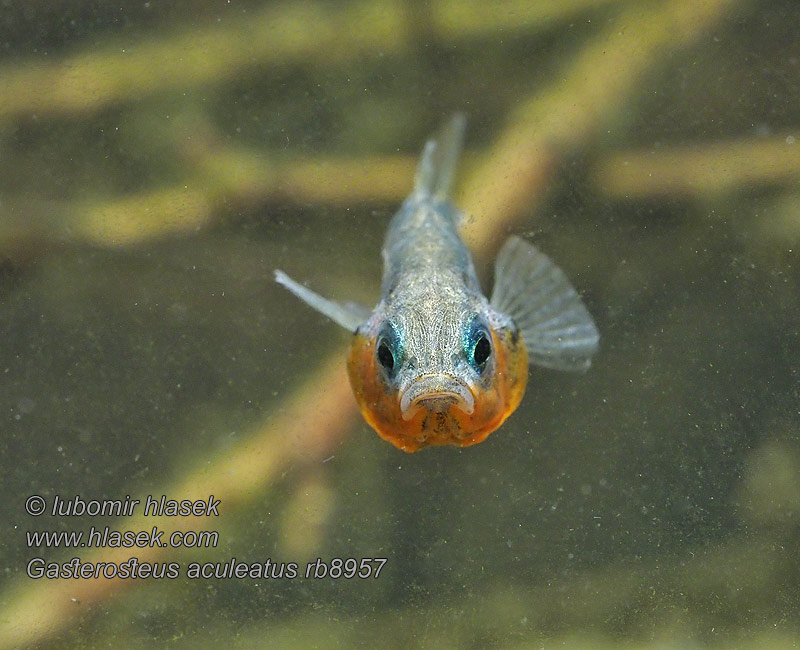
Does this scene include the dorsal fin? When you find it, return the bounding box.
[413,113,467,200]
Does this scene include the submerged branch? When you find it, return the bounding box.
[592,133,800,198]
[460,0,744,262]
[0,0,620,121]
[0,153,416,252]
[0,1,408,120]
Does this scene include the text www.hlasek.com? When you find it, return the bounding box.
[26,526,217,549]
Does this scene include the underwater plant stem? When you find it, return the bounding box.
[593,133,800,199]
[459,0,745,261]
[0,153,417,252]
[0,1,407,120]
[0,0,619,121]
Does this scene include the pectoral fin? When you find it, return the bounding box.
[490,236,599,371]
[275,270,370,331]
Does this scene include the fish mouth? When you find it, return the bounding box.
[399,374,475,422]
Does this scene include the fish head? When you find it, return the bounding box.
[347,297,528,452]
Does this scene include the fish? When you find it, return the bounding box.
[275,115,599,452]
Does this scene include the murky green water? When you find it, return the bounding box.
[2,1,799,648]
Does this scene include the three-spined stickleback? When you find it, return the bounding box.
[276,115,599,452]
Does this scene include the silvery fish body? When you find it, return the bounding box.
[276,115,599,452]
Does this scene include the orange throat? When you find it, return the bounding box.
[346,329,528,452]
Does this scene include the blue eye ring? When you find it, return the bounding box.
[376,321,402,377]
[465,316,492,373]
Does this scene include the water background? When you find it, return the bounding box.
[1,1,799,648]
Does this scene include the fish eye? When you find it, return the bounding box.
[465,317,492,373]
[376,322,402,376]
[473,334,491,366]
[377,340,394,370]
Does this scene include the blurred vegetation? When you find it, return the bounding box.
[1,0,799,648]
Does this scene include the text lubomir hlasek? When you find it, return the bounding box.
[48,494,220,517]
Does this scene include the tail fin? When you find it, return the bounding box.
[413,113,467,200]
